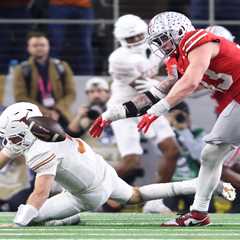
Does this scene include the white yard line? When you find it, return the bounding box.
[0,228,240,232]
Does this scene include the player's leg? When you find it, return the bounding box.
[142,179,235,213]
[33,191,84,224]
[111,118,143,184]
[107,164,235,205]
[162,100,240,226]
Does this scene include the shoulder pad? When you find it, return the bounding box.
[180,29,219,54]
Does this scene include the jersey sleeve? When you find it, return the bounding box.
[180,29,220,54]
[27,151,58,177]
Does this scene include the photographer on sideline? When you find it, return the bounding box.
[67,77,121,166]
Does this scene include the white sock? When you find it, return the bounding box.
[139,178,197,201]
[191,144,231,212]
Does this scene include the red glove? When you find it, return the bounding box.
[89,116,111,138]
[137,114,158,134]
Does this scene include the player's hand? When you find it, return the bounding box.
[134,78,159,93]
[89,116,111,138]
[137,114,158,134]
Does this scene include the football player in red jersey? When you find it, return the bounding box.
[89,11,240,226]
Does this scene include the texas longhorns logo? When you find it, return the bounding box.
[13,112,30,126]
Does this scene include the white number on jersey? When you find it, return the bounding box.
[203,69,233,92]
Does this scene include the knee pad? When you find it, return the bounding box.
[200,143,231,167]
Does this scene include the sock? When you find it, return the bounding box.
[139,178,197,201]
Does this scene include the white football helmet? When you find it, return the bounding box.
[148,11,195,57]
[114,14,148,54]
[206,25,235,42]
[0,102,42,154]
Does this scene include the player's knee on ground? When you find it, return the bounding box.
[201,143,231,168]
[127,187,142,204]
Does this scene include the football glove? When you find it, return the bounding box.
[89,116,111,138]
[137,114,158,134]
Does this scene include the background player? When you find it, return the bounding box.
[108,14,180,184]
[90,11,240,226]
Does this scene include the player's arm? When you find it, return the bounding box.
[14,151,57,226]
[26,175,54,209]
[163,43,216,107]
[89,77,177,137]
[137,42,220,133]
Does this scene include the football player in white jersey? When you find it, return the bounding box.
[0,102,235,227]
[108,14,180,183]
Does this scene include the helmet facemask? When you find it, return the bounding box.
[0,121,36,154]
[149,31,177,58]
[120,32,147,55]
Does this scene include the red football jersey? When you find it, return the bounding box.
[169,29,240,113]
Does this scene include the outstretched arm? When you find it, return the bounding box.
[89,77,177,137]
[138,42,219,133]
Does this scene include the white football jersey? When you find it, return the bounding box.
[108,47,162,104]
[2,137,108,198]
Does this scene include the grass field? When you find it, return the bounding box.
[0,212,240,240]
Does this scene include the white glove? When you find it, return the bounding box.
[134,78,160,93]
[14,204,38,226]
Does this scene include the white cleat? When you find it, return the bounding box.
[222,182,236,201]
[45,214,81,226]
[143,199,172,213]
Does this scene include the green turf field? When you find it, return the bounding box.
[0,212,240,240]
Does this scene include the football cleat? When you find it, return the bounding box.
[222,182,236,201]
[161,211,210,227]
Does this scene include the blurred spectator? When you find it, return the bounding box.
[0,0,30,74]
[67,77,121,166]
[48,0,94,75]
[13,32,76,129]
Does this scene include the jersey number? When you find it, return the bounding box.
[204,70,233,91]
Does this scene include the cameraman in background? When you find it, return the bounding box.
[67,77,121,167]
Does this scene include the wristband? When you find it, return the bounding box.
[147,98,171,116]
